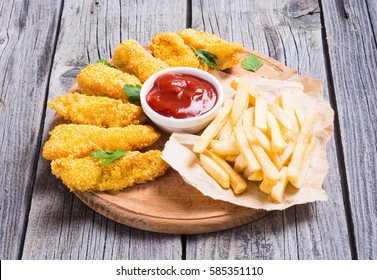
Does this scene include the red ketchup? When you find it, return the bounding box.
[146,72,218,119]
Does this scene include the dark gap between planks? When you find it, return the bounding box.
[186,0,192,28]
[181,235,187,260]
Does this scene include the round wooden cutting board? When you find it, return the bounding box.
[56,49,291,234]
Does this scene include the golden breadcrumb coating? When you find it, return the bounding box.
[178,29,244,70]
[150,32,208,71]
[42,124,160,160]
[77,63,141,101]
[112,39,169,83]
[51,150,169,191]
[48,92,146,127]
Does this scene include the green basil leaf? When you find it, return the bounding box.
[241,54,264,72]
[123,84,141,105]
[96,59,112,67]
[92,148,129,166]
[191,46,218,69]
[91,150,111,158]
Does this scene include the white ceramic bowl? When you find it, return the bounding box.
[140,67,224,134]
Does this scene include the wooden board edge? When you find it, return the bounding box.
[74,191,269,234]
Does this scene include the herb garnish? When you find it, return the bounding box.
[191,46,218,69]
[241,54,264,72]
[123,84,141,105]
[92,148,129,166]
[96,59,112,67]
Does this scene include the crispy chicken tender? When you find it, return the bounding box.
[178,29,244,70]
[48,92,146,127]
[150,32,208,71]
[51,150,169,191]
[77,63,141,101]
[112,39,169,83]
[42,124,160,160]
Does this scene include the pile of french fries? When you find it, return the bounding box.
[193,77,318,203]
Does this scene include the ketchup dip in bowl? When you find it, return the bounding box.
[140,67,224,134]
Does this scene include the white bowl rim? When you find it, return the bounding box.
[140,67,224,127]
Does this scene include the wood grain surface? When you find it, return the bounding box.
[0,0,375,260]
[321,0,377,259]
[0,0,63,259]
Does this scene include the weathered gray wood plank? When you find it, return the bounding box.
[0,0,63,259]
[187,0,352,259]
[22,0,186,260]
[321,0,377,259]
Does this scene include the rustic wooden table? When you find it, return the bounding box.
[0,0,376,260]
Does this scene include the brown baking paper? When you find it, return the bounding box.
[161,71,334,210]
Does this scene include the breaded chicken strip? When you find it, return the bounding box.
[77,63,141,101]
[112,40,169,83]
[150,32,208,71]
[51,150,169,191]
[42,124,159,160]
[48,93,146,127]
[178,29,244,70]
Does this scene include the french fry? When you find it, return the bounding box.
[301,110,318,136]
[230,77,239,91]
[242,107,254,129]
[230,77,250,126]
[269,152,281,170]
[270,166,289,203]
[296,136,315,188]
[248,89,259,106]
[210,140,240,156]
[292,93,305,128]
[193,99,233,153]
[254,98,268,132]
[250,127,271,154]
[248,170,264,181]
[269,103,294,130]
[259,177,276,195]
[203,150,247,194]
[200,154,230,189]
[280,92,299,131]
[243,168,252,179]
[267,111,287,153]
[288,109,317,187]
[229,132,236,142]
[234,154,246,173]
[218,119,232,140]
[225,155,237,162]
[230,78,258,105]
[280,125,299,142]
[244,129,257,147]
[243,108,259,145]
[288,134,308,187]
[278,141,296,169]
[234,121,261,173]
[251,144,280,182]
